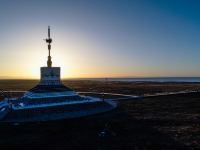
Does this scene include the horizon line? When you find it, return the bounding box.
[0,76,200,80]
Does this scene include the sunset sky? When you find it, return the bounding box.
[0,0,200,79]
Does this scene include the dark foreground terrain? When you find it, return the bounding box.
[0,92,199,150]
[0,80,200,150]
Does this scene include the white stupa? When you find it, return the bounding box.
[0,27,117,123]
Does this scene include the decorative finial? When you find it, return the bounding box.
[46,26,52,67]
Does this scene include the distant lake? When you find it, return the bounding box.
[70,77,200,83]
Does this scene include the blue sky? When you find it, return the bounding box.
[0,0,200,78]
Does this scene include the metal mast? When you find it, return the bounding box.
[46,26,52,67]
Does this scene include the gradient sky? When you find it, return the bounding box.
[0,0,200,79]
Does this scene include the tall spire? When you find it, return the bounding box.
[46,26,52,67]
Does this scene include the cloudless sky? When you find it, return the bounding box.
[0,0,200,78]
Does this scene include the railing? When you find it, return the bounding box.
[0,100,8,107]
[1,90,199,102]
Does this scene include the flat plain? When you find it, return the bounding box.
[0,80,199,150]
